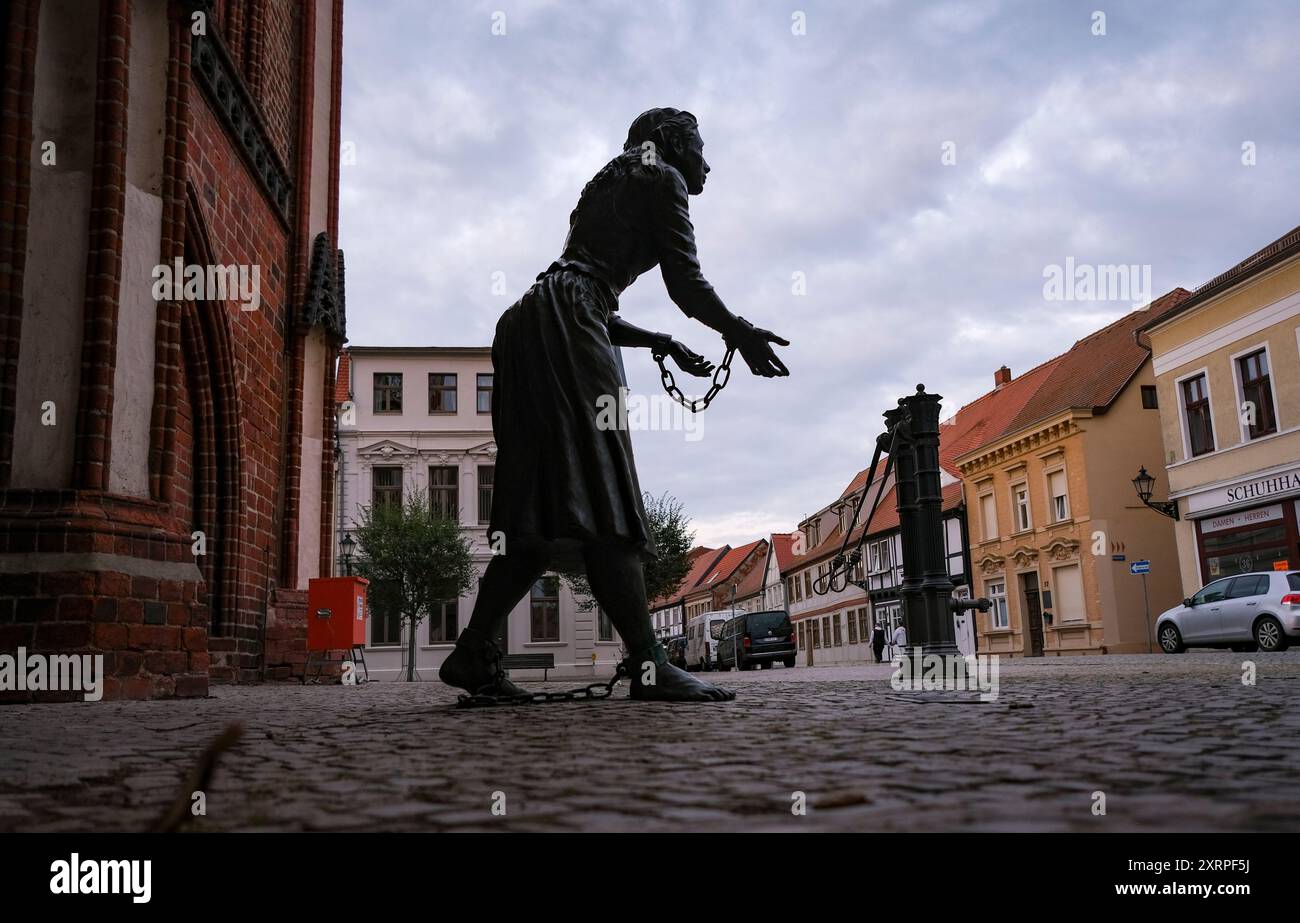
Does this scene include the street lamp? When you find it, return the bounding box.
[1131,466,1179,520]
[339,532,356,575]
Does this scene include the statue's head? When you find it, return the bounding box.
[624,108,710,195]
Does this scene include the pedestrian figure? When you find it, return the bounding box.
[891,622,907,661]
[871,624,886,663]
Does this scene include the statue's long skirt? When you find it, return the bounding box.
[489,268,658,571]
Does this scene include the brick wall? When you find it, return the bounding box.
[0,490,209,702]
[0,2,342,700]
[0,0,40,488]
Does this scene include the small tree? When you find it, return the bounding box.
[353,489,475,681]
[561,491,695,622]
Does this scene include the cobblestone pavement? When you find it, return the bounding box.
[2,652,1298,832]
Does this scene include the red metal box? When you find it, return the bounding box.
[307,576,369,650]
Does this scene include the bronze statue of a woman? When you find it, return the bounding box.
[439,108,789,702]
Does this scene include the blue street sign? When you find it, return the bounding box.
[1130,560,1150,575]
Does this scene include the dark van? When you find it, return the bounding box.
[716,610,796,670]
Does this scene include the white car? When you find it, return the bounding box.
[1156,571,1300,653]
[684,610,732,671]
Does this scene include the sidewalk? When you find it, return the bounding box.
[1,652,1296,832]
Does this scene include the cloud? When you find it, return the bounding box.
[341,0,1300,547]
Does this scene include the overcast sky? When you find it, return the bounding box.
[339,0,1300,548]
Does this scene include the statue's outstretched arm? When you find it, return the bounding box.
[653,167,740,337]
[607,314,714,377]
[652,168,790,377]
[607,314,671,351]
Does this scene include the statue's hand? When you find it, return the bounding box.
[667,340,715,378]
[730,319,790,378]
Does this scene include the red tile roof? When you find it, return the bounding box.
[862,485,901,535]
[939,355,1064,473]
[787,522,843,573]
[769,532,800,572]
[335,350,351,404]
[649,545,727,609]
[839,462,886,499]
[1000,288,1191,436]
[789,459,971,574]
[693,539,765,595]
[733,543,770,599]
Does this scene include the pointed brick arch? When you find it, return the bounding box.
[174,186,244,647]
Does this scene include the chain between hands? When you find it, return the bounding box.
[652,345,736,412]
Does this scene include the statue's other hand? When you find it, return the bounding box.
[734,323,790,378]
[667,340,715,378]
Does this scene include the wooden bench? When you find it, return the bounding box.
[500,652,555,681]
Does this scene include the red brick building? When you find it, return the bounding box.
[0,0,346,699]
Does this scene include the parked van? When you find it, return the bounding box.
[717,610,797,670]
[685,610,732,671]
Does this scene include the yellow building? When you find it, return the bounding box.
[1139,224,1300,594]
[955,290,1190,656]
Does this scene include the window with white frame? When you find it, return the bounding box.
[369,579,402,646]
[1047,469,1069,523]
[1181,373,1215,457]
[1013,483,1031,532]
[986,580,1009,629]
[979,492,997,540]
[427,372,457,413]
[1052,563,1085,622]
[477,465,494,524]
[869,539,891,574]
[373,372,403,414]
[428,465,458,520]
[529,576,560,642]
[372,466,403,509]
[1236,348,1278,440]
[427,598,458,644]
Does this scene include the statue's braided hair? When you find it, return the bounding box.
[622,108,700,156]
[568,109,699,229]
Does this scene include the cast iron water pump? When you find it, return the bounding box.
[818,385,990,655]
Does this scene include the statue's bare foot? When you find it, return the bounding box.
[439,629,527,697]
[628,660,735,702]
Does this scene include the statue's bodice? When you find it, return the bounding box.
[550,151,724,320]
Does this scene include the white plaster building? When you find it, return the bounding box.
[333,346,619,681]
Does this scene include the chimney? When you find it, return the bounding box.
[994,366,1012,387]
